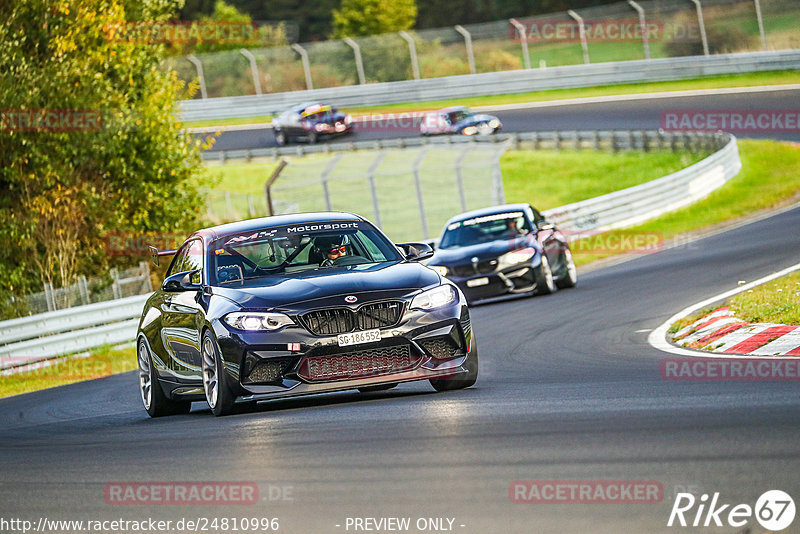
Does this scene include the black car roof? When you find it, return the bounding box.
[191,212,367,242]
[445,203,532,225]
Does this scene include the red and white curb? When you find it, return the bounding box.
[672,306,800,356]
[648,261,800,359]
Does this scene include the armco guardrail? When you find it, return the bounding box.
[542,132,740,233]
[0,294,149,369]
[180,50,800,121]
[0,131,741,368]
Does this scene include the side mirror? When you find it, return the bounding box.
[537,221,555,231]
[162,270,202,292]
[397,242,434,262]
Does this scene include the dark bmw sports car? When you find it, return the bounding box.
[137,213,478,417]
[426,204,577,304]
[272,102,353,145]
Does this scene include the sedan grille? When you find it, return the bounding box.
[300,301,403,335]
[452,259,498,277]
[245,358,292,384]
[419,337,462,360]
[298,344,419,382]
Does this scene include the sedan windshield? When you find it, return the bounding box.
[210,221,402,285]
[439,211,530,249]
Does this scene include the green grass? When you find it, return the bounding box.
[728,270,800,325]
[571,140,800,266]
[501,150,705,210]
[0,344,137,399]
[182,71,799,128]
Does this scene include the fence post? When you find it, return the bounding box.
[320,153,344,211]
[248,195,256,217]
[689,0,710,56]
[753,0,767,50]
[509,19,531,69]
[491,146,507,205]
[78,275,90,305]
[264,159,289,216]
[412,148,430,239]
[225,191,233,220]
[343,37,366,85]
[399,31,421,80]
[139,262,153,293]
[454,147,470,212]
[567,10,590,64]
[111,268,121,300]
[367,152,387,228]
[291,44,313,90]
[186,54,208,99]
[627,0,651,60]
[239,48,263,95]
[44,282,56,312]
[454,25,476,75]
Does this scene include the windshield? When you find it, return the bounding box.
[446,109,471,123]
[439,211,530,249]
[209,221,402,285]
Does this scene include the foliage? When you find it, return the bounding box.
[331,0,416,39]
[0,0,208,302]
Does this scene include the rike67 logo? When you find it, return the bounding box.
[668,490,795,531]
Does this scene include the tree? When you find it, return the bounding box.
[331,0,416,38]
[0,0,208,314]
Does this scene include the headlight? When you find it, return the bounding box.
[223,312,294,331]
[411,285,457,310]
[428,265,448,277]
[497,248,536,269]
[344,114,352,125]
[462,126,477,135]
[315,123,331,132]
[489,119,500,128]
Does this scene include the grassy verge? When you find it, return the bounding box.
[728,270,800,325]
[181,71,799,128]
[570,140,800,266]
[0,344,137,399]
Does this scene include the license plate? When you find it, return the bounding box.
[466,277,489,287]
[338,329,381,347]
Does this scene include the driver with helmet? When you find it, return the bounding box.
[314,234,350,266]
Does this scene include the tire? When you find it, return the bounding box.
[275,130,287,146]
[534,254,556,295]
[201,331,237,416]
[137,339,191,418]
[358,383,398,393]
[556,247,578,289]
[430,336,479,392]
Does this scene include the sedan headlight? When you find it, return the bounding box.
[489,119,500,128]
[411,284,457,310]
[462,126,478,135]
[428,265,448,277]
[223,312,294,331]
[497,248,536,269]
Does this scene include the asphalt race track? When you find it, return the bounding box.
[204,87,800,152]
[2,90,800,534]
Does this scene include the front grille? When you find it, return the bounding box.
[245,358,292,384]
[419,337,461,360]
[358,301,403,330]
[301,301,403,335]
[300,308,356,335]
[298,344,419,382]
[452,259,498,277]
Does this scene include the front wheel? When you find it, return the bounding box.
[556,248,577,289]
[138,339,191,418]
[201,331,237,416]
[534,255,556,295]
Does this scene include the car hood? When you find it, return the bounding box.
[212,261,440,310]
[457,114,498,126]
[430,237,536,266]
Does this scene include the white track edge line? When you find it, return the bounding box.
[648,261,800,359]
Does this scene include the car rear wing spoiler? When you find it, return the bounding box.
[148,245,177,267]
